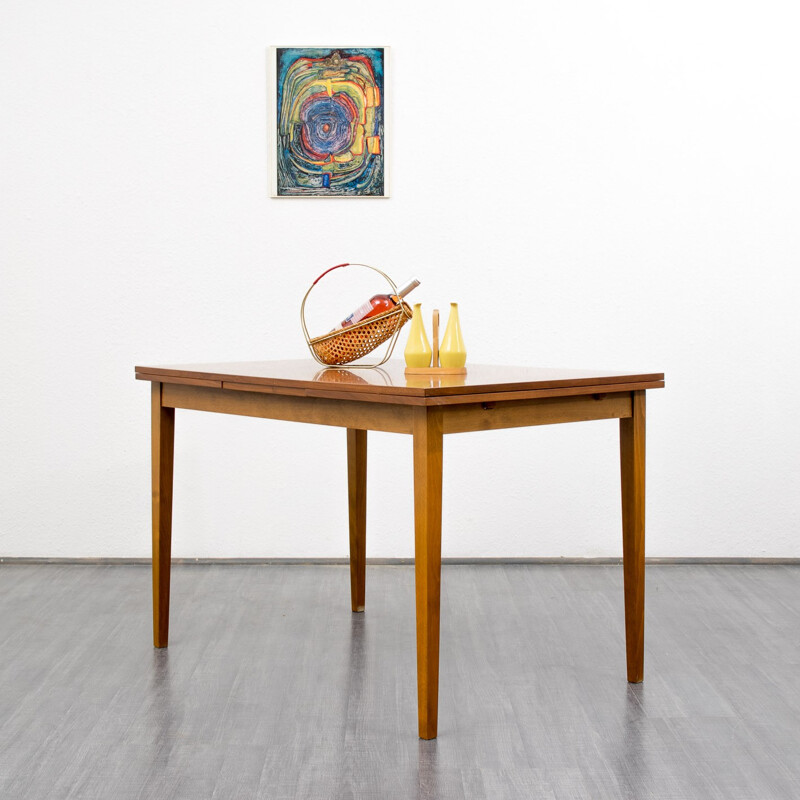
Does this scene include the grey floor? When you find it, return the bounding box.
[0,565,798,800]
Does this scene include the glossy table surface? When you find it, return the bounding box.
[136,360,665,403]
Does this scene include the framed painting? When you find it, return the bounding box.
[270,46,388,198]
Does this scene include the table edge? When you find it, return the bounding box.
[136,365,665,404]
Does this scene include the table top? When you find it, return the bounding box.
[136,360,664,404]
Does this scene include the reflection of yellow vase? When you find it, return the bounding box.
[440,303,466,368]
[404,303,432,368]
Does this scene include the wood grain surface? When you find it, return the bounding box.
[620,390,646,682]
[347,429,367,613]
[150,382,174,648]
[413,407,445,740]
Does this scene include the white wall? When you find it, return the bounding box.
[2,0,798,558]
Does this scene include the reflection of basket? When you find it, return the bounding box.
[301,263,412,368]
[314,368,370,384]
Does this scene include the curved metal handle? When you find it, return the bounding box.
[312,263,350,285]
[300,262,401,345]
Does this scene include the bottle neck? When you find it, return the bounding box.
[395,278,420,299]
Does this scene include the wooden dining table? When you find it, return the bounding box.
[135,360,664,739]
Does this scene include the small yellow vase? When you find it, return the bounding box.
[439,303,466,368]
[404,303,432,368]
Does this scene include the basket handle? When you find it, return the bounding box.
[300,262,401,345]
[312,263,350,285]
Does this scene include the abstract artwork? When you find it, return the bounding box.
[273,47,387,197]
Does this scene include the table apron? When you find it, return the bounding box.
[441,392,632,434]
[161,382,632,435]
[161,382,415,433]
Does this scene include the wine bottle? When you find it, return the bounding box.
[335,278,420,329]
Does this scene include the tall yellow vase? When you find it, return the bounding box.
[404,303,432,368]
[439,303,466,368]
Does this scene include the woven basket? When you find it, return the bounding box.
[301,263,412,368]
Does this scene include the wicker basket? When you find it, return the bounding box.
[301,263,412,368]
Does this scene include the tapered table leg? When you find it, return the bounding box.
[413,407,444,739]
[620,390,645,682]
[152,382,175,648]
[347,428,367,613]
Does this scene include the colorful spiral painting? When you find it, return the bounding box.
[274,47,386,197]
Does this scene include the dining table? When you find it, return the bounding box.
[135,359,664,739]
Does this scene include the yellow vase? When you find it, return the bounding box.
[439,303,466,368]
[404,303,432,368]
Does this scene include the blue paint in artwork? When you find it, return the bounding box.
[322,173,331,188]
[302,97,354,156]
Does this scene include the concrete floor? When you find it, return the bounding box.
[0,564,798,799]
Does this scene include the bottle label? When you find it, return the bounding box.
[341,299,374,327]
